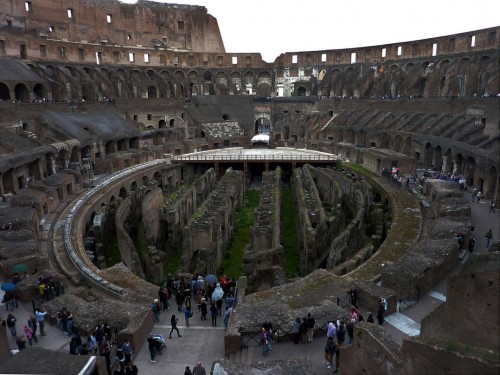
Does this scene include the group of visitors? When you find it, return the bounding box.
[291,313,316,345]
[144,273,234,371]
[35,275,65,302]
[0,310,43,353]
[0,222,13,230]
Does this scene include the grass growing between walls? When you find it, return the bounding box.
[104,236,121,267]
[282,187,300,277]
[220,189,260,280]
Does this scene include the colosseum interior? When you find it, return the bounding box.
[0,0,498,374]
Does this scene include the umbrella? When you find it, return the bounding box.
[1,282,17,292]
[211,284,224,302]
[205,274,217,284]
[12,264,28,273]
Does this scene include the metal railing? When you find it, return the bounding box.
[64,158,170,299]
[172,153,337,162]
[239,320,332,348]
[398,287,420,312]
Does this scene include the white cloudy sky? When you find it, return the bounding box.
[120,0,500,62]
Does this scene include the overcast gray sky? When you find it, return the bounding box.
[120,0,500,62]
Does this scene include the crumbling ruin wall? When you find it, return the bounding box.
[420,252,500,352]
[115,195,144,278]
[0,207,41,276]
[244,168,284,291]
[294,165,374,274]
[159,168,216,255]
[182,168,244,274]
[340,323,405,375]
[402,336,499,374]
[141,186,163,246]
[293,165,328,273]
[381,180,467,297]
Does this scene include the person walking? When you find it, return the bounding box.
[23,325,35,346]
[192,361,207,375]
[468,237,476,253]
[147,334,161,363]
[259,327,270,357]
[306,312,315,343]
[6,314,17,337]
[35,306,48,335]
[210,303,218,327]
[183,304,192,327]
[489,199,496,213]
[169,314,182,339]
[485,229,493,248]
[223,306,232,331]
[152,299,161,323]
[324,336,335,369]
[291,317,301,344]
[200,298,208,320]
[27,314,39,343]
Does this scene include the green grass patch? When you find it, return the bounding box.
[282,187,300,277]
[104,236,121,267]
[220,189,260,279]
[164,250,183,278]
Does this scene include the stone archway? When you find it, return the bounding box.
[424,143,433,166]
[15,83,29,101]
[147,86,157,98]
[0,82,10,100]
[34,83,48,99]
[255,118,271,135]
[434,146,443,171]
[487,166,498,199]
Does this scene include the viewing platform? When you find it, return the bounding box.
[171,147,336,162]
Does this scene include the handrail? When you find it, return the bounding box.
[63,159,170,298]
[239,320,341,348]
[172,154,337,162]
[397,287,420,312]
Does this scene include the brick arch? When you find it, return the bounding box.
[256,82,271,97]
[202,70,212,81]
[187,70,199,80]
[230,71,242,94]
[434,145,443,171]
[145,69,156,80]
[356,130,367,147]
[330,69,343,97]
[100,68,111,81]
[243,71,255,84]
[402,136,412,155]
[14,83,29,101]
[403,62,416,74]
[0,81,11,100]
[344,68,355,97]
[130,69,142,82]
